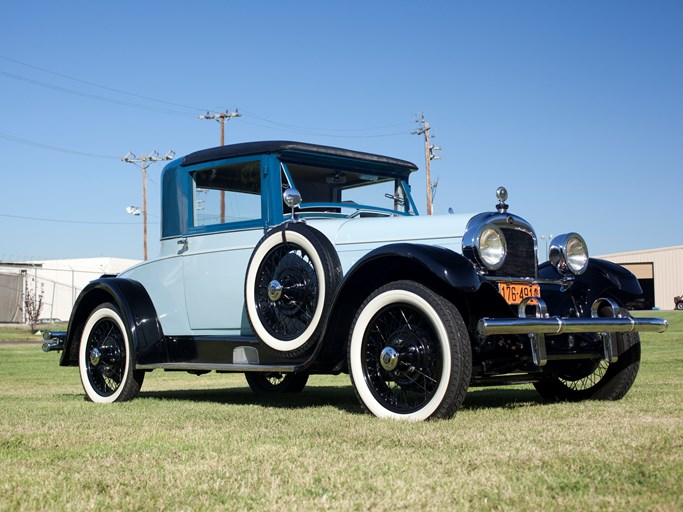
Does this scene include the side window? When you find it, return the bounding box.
[191,160,261,227]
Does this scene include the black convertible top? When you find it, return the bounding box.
[181,141,418,170]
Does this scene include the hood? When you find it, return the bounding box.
[307,213,472,253]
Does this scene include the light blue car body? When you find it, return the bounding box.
[122,213,471,337]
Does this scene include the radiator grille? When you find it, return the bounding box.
[499,228,537,278]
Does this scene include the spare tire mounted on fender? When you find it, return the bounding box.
[245,223,342,355]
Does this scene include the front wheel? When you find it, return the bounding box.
[676,301,683,311]
[78,303,144,403]
[244,372,309,394]
[534,318,641,402]
[348,280,472,420]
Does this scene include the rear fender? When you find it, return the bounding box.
[60,278,165,367]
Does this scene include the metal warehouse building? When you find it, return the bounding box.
[0,257,139,324]
[598,245,683,311]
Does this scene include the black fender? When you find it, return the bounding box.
[308,243,487,371]
[60,278,165,367]
[340,243,484,295]
[539,258,642,313]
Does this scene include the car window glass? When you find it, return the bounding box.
[191,161,261,226]
[285,162,412,214]
[341,178,409,212]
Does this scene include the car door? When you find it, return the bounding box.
[181,157,270,334]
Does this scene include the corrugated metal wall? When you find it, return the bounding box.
[0,273,23,322]
[598,245,683,310]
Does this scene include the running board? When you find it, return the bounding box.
[136,362,297,373]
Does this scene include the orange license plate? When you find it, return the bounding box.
[498,283,541,304]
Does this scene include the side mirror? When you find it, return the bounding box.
[283,188,302,222]
[283,188,302,208]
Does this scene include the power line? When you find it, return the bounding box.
[0,131,119,159]
[240,119,411,138]
[0,212,156,225]
[0,54,209,112]
[0,69,195,116]
[239,108,412,133]
[0,56,417,140]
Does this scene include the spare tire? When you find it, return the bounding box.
[245,222,342,356]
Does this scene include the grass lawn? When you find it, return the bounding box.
[0,323,67,342]
[0,313,681,511]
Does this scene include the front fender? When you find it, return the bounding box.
[60,278,165,367]
[539,258,642,312]
[340,243,483,295]
[309,244,485,371]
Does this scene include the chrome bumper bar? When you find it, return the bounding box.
[477,297,668,366]
[478,316,668,336]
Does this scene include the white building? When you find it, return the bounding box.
[598,245,683,310]
[0,257,139,324]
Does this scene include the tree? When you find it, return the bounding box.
[22,280,44,331]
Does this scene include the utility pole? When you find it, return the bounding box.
[412,113,441,215]
[198,108,241,222]
[122,150,175,261]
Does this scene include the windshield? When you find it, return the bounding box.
[281,162,415,217]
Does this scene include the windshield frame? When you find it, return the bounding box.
[279,161,417,219]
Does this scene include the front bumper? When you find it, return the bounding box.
[477,297,668,366]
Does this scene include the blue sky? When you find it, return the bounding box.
[1,0,681,262]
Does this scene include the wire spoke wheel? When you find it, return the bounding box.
[348,280,471,421]
[78,303,144,403]
[363,303,441,413]
[256,244,318,340]
[245,371,309,394]
[534,308,641,402]
[245,223,342,355]
[84,318,125,396]
[558,360,609,392]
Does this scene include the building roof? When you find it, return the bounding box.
[598,245,683,259]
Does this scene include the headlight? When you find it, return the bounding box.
[549,233,589,275]
[477,226,506,270]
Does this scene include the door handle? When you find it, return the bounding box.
[177,238,188,254]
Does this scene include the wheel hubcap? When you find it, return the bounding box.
[380,346,399,371]
[89,347,102,366]
[268,280,283,301]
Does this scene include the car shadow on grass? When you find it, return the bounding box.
[462,388,545,410]
[139,385,365,415]
[137,385,546,415]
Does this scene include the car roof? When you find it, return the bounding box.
[181,140,418,171]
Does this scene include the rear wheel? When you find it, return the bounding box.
[348,280,471,420]
[79,303,144,403]
[676,301,683,311]
[245,372,309,394]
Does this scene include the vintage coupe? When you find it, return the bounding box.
[44,141,668,420]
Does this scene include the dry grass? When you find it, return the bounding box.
[0,313,681,511]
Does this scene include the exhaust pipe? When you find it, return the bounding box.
[41,331,67,352]
[41,340,64,352]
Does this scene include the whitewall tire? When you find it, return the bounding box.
[78,303,144,403]
[245,223,341,356]
[348,281,471,420]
